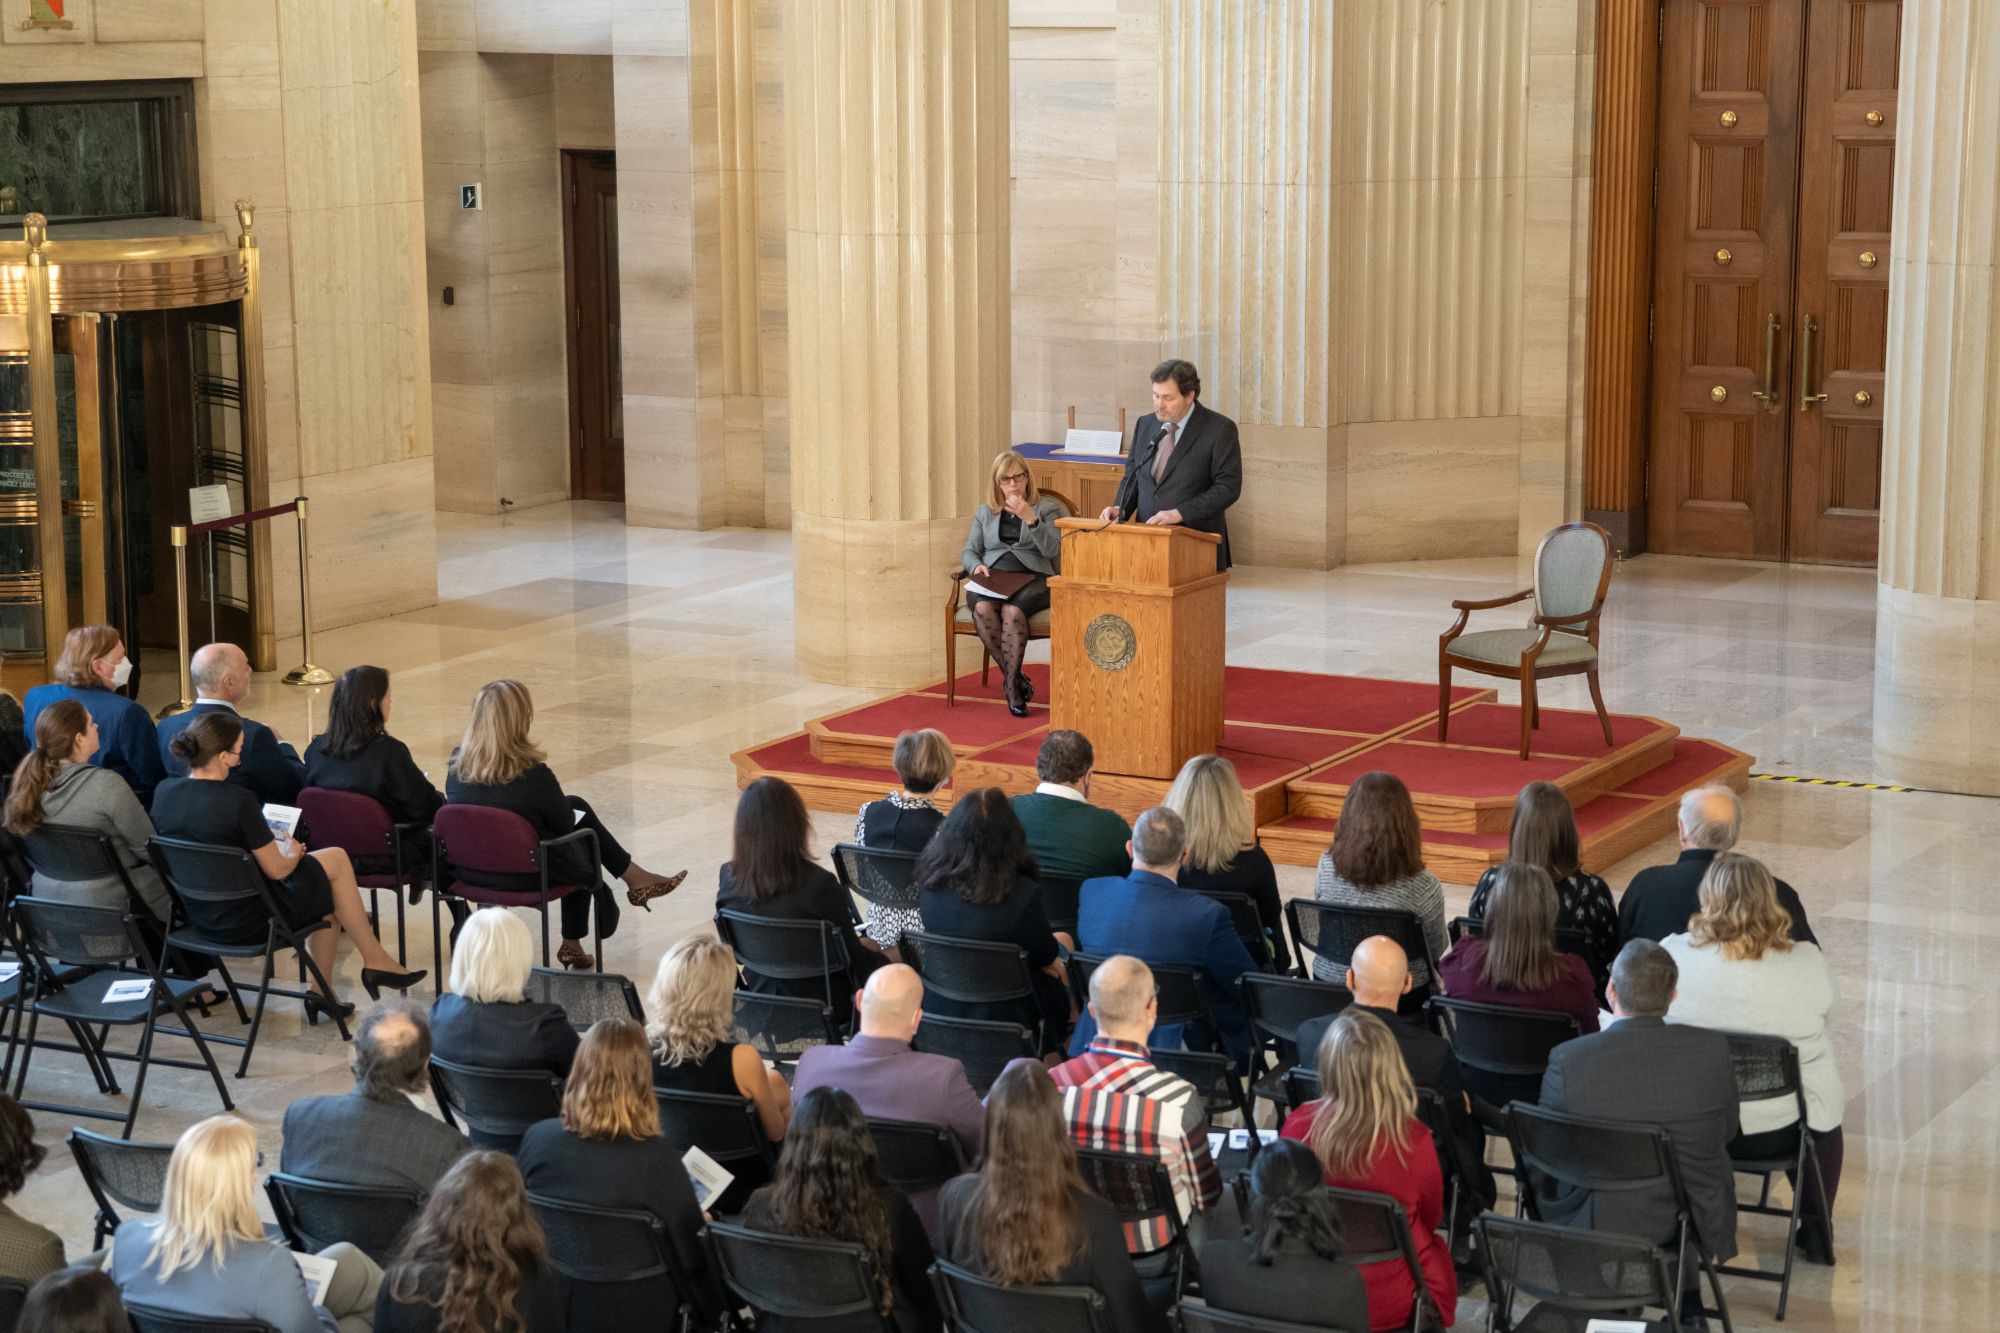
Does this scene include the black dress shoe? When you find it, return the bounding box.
[1018,671,1035,703]
[360,967,427,1000]
[302,992,356,1025]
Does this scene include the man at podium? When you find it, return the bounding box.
[1097,358,1243,570]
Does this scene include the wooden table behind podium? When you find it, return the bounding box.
[1049,518,1226,780]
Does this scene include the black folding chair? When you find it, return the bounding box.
[1477,1212,1679,1333]
[427,1055,562,1153]
[865,1116,963,1198]
[8,896,233,1137]
[527,965,643,1030]
[0,1278,24,1333]
[832,842,922,919]
[731,989,841,1081]
[531,1193,713,1332]
[125,1307,277,1333]
[265,1172,425,1265]
[904,931,1047,1053]
[1285,900,1438,1012]
[1238,972,1351,1126]
[1507,1102,1735,1333]
[706,1220,895,1331]
[911,1013,1038,1095]
[1148,1046,1249,1129]
[1073,1147,1192,1302]
[69,1126,173,1247]
[1281,1065,1320,1112]
[1039,874,1086,939]
[655,1088,776,1209]
[931,1257,1112,1333]
[1426,995,1580,1131]
[21,823,177,938]
[1190,887,1276,971]
[1718,1031,1832,1320]
[1450,914,1587,958]
[1067,951,1216,1052]
[149,835,352,1077]
[715,909,860,1027]
[1173,1301,1358,1332]
[1324,1185,1445,1333]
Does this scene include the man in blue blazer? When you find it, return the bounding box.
[155,642,307,804]
[1071,806,1257,1063]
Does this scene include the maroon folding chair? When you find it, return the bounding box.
[430,804,602,983]
[296,788,419,966]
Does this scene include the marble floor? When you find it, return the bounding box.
[21,501,1994,1331]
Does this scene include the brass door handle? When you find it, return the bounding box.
[1751,313,1782,410]
[1799,315,1827,410]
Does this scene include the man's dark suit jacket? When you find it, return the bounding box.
[1112,400,1244,569]
[1619,847,1816,946]
[156,701,306,805]
[1072,869,1256,1062]
[1536,1015,1739,1261]
[280,1089,466,1195]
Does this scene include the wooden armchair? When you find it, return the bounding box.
[1438,521,1615,759]
[943,490,1074,705]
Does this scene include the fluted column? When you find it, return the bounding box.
[785,0,1010,687]
[1873,0,2000,792]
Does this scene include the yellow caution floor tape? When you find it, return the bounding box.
[1750,773,1910,792]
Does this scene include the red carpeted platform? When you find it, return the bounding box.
[732,666,1752,885]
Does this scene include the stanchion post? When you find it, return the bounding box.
[157,525,195,719]
[283,495,333,686]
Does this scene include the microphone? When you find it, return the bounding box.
[1115,419,1173,523]
[1155,419,1174,443]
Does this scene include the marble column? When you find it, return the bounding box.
[785,0,1009,687]
[1873,0,2000,793]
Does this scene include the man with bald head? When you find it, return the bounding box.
[791,964,984,1236]
[280,1001,465,1192]
[155,641,307,803]
[1618,785,1815,946]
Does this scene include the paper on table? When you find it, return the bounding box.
[293,1249,337,1306]
[1062,428,1124,457]
[102,978,154,1004]
[683,1144,735,1211]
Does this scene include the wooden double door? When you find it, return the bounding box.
[1648,0,1899,564]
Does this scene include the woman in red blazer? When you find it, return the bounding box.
[1281,1009,1456,1331]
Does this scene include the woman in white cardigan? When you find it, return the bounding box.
[1662,852,1842,1267]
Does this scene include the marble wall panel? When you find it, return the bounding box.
[554,55,616,148]
[95,0,202,44]
[1346,417,1522,563]
[475,0,611,54]
[296,456,443,635]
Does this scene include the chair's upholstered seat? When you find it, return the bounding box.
[1447,627,1597,667]
[954,603,1053,631]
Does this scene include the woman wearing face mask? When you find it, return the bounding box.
[22,625,166,808]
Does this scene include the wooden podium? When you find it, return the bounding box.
[1048,519,1226,779]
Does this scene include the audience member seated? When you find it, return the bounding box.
[375,1150,563,1333]
[1009,730,1131,882]
[23,624,164,805]
[852,727,954,951]
[1050,956,1223,1251]
[938,1063,1165,1333]
[109,1114,383,1333]
[1439,862,1599,1105]
[741,1086,945,1332]
[446,679,683,972]
[432,908,579,1146]
[720,775,889,1026]
[1663,852,1842,1267]
[282,1002,467,1194]
[155,641,306,803]
[1195,1138,1371,1333]
[1468,782,1620,993]
[1536,940,1739,1309]
[1281,1010,1456,1332]
[913,787,1069,1053]
[1165,753,1289,972]
[1619,785,1815,947]
[18,1265,130,1333]
[152,712,424,1016]
[0,1095,62,1287]
[791,965,983,1238]
[6,700,172,923]
[516,1020,716,1326]
[1296,937,1495,1232]
[303,665,445,881]
[1070,808,1255,1063]
[1311,772,1448,994]
[645,934,792,1149]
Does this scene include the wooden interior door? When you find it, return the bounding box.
[1785,0,1898,565]
[1647,0,1807,560]
[563,150,624,503]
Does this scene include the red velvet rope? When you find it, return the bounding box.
[187,499,300,535]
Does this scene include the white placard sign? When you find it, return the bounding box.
[1062,428,1124,457]
[188,484,232,525]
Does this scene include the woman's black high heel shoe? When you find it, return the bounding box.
[361,966,428,1001]
[303,991,355,1025]
[1017,670,1034,704]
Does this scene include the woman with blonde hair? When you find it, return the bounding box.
[1311,771,1447,1000]
[516,1020,717,1327]
[960,450,1065,716]
[1166,753,1287,970]
[108,1114,383,1332]
[1281,1010,1455,1331]
[1663,852,1843,1266]
[1468,781,1620,992]
[646,934,791,1143]
[430,908,578,1148]
[22,624,164,804]
[852,727,955,950]
[445,678,685,970]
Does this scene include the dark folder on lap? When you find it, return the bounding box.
[965,570,1037,599]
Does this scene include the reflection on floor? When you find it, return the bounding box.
[14,501,1989,1331]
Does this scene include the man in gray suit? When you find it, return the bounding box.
[1537,940,1737,1326]
[280,1002,466,1194]
[1099,359,1244,569]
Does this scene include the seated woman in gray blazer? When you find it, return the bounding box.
[962,450,1064,716]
